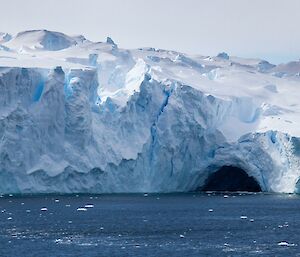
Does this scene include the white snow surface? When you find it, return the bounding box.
[0,30,300,194]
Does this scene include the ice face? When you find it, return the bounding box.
[0,30,300,194]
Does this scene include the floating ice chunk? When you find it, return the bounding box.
[40,207,48,211]
[77,207,87,211]
[179,234,185,238]
[7,217,12,220]
[278,241,295,247]
[208,209,214,212]
[55,199,59,203]
[250,219,254,222]
[144,193,148,197]
[224,195,229,198]
[84,204,94,208]
[240,216,248,219]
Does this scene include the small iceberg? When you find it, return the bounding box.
[278,241,295,247]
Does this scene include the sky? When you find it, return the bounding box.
[0,0,299,64]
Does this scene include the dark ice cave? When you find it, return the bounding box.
[202,166,262,192]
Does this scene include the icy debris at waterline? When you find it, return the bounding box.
[0,29,300,194]
[84,204,94,208]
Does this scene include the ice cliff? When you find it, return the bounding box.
[0,30,300,194]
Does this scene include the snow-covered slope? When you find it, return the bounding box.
[0,30,300,194]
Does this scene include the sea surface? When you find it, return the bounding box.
[0,193,300,257]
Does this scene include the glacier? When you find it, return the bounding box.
[0,30,300,194]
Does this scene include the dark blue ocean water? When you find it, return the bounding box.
[0,193,300,257]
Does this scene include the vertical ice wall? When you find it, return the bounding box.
[0,65,299,193]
